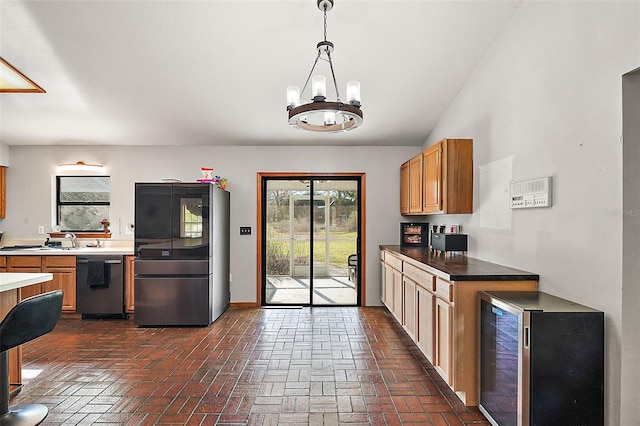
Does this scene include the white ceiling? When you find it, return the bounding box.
[0,0,521,147]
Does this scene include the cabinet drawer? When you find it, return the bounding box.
[436,278,453,303]
[7,256,42,268]
[404,262,435,291]
[384,252,403,271]
[43,255,76,268]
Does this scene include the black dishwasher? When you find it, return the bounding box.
[76,255,127,319]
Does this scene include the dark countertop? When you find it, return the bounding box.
[380,245,539,282]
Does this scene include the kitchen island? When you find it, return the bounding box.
[0,273,54,394]
[380,245,538,406]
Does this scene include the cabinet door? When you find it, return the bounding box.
[409,154,423,213]
[7,261,43,300]
[416,284,435,363]
[19,283,42,300]
[383,263,394,310]
[423,143,442,213]
[400,162,410,214]
[434,297,453,385]
[392,268,403,323]
[42,268,76,311]
[403,276,417,340]
[380,261,387,306]
[125,255,135,313]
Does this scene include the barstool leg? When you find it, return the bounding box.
[0,351,9,416]
[0,351,48,426]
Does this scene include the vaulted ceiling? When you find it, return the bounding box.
[0,0,521,147]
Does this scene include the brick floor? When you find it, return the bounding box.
[12,307,489,425]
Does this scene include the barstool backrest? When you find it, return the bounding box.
[0,290,63,353]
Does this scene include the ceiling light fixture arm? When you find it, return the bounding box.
[299,51,322,104]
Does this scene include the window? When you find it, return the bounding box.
[181,198,202,238]
[57,176,111,231]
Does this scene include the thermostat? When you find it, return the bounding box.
[509,176,552,209]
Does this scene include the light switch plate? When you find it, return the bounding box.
[240,226,251,235]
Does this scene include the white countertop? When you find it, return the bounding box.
[0,247,134,256]
[0,273,53,292]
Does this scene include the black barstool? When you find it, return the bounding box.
[0,290,63,426]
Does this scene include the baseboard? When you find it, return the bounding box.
[229,302,259,308]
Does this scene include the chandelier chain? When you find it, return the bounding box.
[322,3,341,103]
[323,5,328,42]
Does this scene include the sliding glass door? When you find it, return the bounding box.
[262,177,360,306]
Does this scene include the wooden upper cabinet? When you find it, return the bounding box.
[400,161,410,215]
[408,154,423,213]
[0,166,6,218]
[440,138,473,214]
[422,143,442,213]
[400,138,473,215]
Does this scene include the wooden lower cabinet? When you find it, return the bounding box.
[380,249,538,406]
[391,268,402,323]
[125,255,135,313]
[434,296,453,385]
[43,256,76,311]
[7,256,76,311]
[7,256,43,300]
[416,283,435,363]
[402,276,417,340]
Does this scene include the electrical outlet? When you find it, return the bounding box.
[240,226,251,235]
[38,226,44,235]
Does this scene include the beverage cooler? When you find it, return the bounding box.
[478,291,604,426]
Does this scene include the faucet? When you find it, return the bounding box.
[64,232,77,248]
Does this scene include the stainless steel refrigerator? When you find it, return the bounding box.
[134,183,230,326]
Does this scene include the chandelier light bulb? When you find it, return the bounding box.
[324,111,336,125]
[346,81,361,105]
[312,75,327,99]
[286,86,300,109]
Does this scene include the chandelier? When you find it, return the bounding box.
[286,0,363,133]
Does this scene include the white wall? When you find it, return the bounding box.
[622,68,640,426]
[423,2,640,425]
[0,142,9,166]
[2,144,419,306]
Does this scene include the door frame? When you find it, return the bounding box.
[257,172,366,306]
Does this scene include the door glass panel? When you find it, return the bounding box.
[265,181,310,304]
[312,180,358,305]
